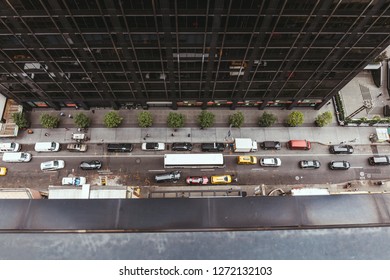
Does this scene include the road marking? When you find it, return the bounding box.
[149,170,165,172]
[350,166,363,169]
[200,169,215,172]
[251,168,263,171]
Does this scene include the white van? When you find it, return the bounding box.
[34,142,60,152]
[0,142,21,152]
[2,152,32,162]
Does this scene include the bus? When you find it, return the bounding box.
[164,153,225,168]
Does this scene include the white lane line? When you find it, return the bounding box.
[149,170,165,172]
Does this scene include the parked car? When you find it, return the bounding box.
[260,157,281,167]
[107,143,133,152]
[142,142,165,151]
[40,160,65,171]
[201,142,225,152]
[171,142,193,151]
[328,161,350,170]
[329,145,354,154]
[186,176,209,185]
[62,176,86,186]
[155,171,181,183]
[260,141,281,150]
[211,175,233,184]
[299,160,321,169]
[67,143,87,152]
[80,160,102,170]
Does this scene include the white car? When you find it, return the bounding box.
[40,160,65,171]
[141,142,165,151]
[62,176,87,186]
[260,157,281,167]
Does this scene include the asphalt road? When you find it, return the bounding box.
[1,142,390,189]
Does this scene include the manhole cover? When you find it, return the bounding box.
[367,174,371,178]
[295,176,300,181]
[135,158,141,164]
[359,171,365,176]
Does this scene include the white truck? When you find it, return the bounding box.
[233,138,258,153]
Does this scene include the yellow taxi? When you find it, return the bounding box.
[237,156,257,165]
[211,175,232,185]
[0,167,7,176]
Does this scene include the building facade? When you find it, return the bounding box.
[1,0,390,111]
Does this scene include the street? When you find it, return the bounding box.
[1,142,390,191]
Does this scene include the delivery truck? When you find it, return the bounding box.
[233,138,258,152]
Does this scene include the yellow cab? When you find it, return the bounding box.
[237,156,257,165]
[211,175,232,184]
[0,167,7,176]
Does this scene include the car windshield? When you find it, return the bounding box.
[146,143,157,149]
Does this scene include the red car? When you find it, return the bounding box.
[186,176,209,185]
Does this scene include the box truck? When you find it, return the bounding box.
[233,138,258,152]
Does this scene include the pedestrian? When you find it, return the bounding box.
[44,132,49,136]
[68,114,73,118]
[171,133,174,137]
[188,133,191,137]
[377,93,383,98]
[65,128,69,131]
[92,110,95,114]
[60,112,65,116]
[143,137,146,140]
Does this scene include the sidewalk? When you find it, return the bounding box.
[13,106,383,146]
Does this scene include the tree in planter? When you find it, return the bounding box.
[74,112,91,128]
[315,111,333,127]
[197,111,215,129]
[103,111,123,128]
[11,112,29,129]
[167,112,185,129]
[137,111,153,128]
[229,111,244,128]
[258,112,277,127]
[40,113,60,129]
[285,111,304,127]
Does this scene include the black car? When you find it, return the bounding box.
[107,143,133,153]
[260,141,281,150]
[80,160,102,170]
[201,142,225,152]
[171,142,193,151]
[329,145,353,154]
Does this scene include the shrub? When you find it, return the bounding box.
[11,112,29,128]
[40,113,60,129]
[167,112,185,129]
[74,113,90,128]
[285,111,304,127]
[137,111,153,128]
[103,111,123,128]
[258,112,277,127]
[197,111,215,129]
[315,111,333,127]
[229,111,244,128]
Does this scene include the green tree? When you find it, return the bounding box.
[137,111,153,128]
[258,112,277,127]
[103,111,123,128]
[285,111,304,127]
[11,112,29,128]
[167,112,185,129]
[74,112,90,128]
[315,111,333,127]
[197,111,215,129]
[40,113,60,129]
[229,111,245,128]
